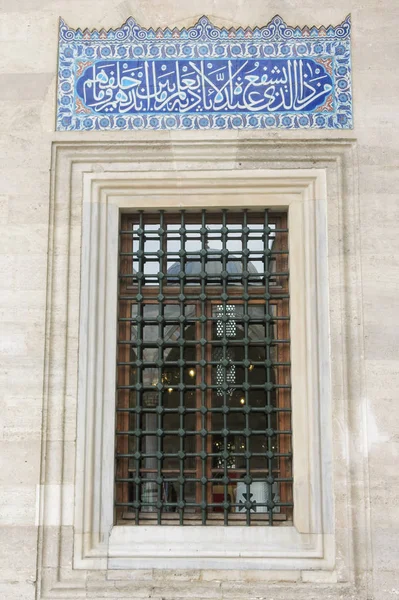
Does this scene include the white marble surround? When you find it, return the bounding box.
[34,139,371,598]
[75,167,331,571]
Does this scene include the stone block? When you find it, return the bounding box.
[0,194,7,223]
[201,569,300,582]
[7,194,49,225]
[301,570,338,583]
[0,440,41,486]
[105,569,153,581]
[0,485,36,526]
[372,528,399,572]
[0,581,35,600]
[372,569,399,600]
[0,526,37,581]
[152,569,201,582]
[41,526,74,569]
[1,395,42,441]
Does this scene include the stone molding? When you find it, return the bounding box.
[37,137,371,599]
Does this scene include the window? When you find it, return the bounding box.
[43,153,341,574]
[116,209,292,525]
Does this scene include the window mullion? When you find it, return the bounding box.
[242,209,251,526]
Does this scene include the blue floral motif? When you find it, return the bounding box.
[57,14,352,131]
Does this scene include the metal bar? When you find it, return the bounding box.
[115,209,292,526]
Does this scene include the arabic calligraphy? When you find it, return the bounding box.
[58,15,353,130]
[76,58,333,115]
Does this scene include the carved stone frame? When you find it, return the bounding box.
[37,138,371,599]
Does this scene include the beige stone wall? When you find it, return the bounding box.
[0,1,398,599]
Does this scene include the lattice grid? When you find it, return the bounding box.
[116,209,292,525]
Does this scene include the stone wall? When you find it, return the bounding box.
[0,1,398,599]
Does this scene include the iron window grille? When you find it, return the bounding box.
[116,209,292,526]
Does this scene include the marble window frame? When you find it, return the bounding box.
[37,138,370,597]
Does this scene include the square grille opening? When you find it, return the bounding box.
[116,209,292,526]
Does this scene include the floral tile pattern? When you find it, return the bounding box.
[57,15,352,130]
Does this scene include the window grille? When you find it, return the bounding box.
[116,209,292,525]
